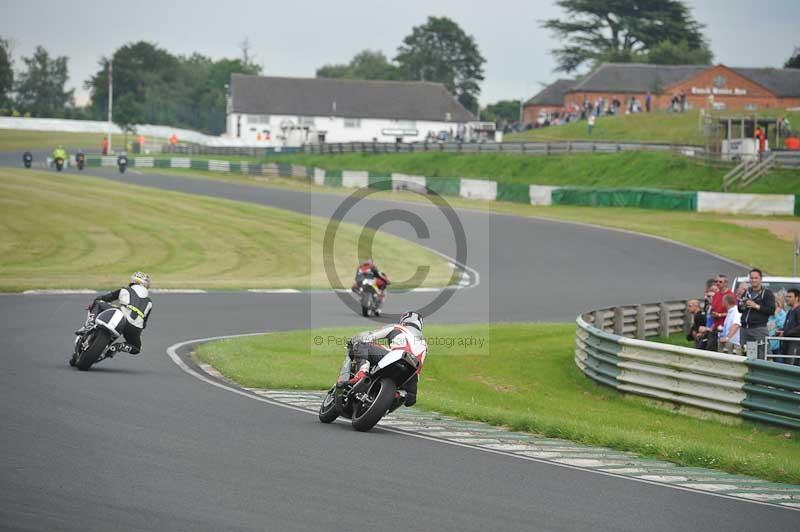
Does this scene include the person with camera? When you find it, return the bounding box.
[739,269,776,355]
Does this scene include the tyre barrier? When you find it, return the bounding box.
[576,303,800,429]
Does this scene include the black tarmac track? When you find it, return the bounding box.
[2,160,796,531]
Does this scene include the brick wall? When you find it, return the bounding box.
[563,65,797,112]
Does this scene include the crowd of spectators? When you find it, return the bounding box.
[507,90,690,135]
[686,270,800,364]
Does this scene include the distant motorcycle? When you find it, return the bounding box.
[22,151,33,168]
[355,278,382,317]
[54,157,64,172]
[70,303,126,371]
[75,152,86,170]
[117,154,128,174]
[318,342,422,431]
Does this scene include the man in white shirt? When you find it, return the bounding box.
[719,294,742,355]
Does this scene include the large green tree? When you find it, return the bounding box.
[395,16,485,112]
[317,50,401,80]
[0,37,12,110]
[786,46,800,69]
[481,100,521,124]
[542,0,710,72]
[14,45,73,116]
[86,41,261,134]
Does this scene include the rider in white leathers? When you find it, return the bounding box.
[340,311,426,406]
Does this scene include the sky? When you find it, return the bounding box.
[1,0,797,108]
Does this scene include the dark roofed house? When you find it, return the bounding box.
[522,79,577,123]
[226,74,475,146]
[563,63,800,111]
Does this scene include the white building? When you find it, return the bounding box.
[226,74,476,147]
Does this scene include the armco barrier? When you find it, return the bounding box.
[575,302,800,428]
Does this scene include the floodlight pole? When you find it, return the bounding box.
[107,59,113,153]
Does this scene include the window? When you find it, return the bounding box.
[397,120,417,130]
[299,116,316,127]
[248,115,270,125]
[344,118,361,129]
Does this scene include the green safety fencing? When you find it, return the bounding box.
[496,183,531,204]
[425,176,461,197]
[368,172,393,190]
[552,187,697,211]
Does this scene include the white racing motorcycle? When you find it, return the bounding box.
[70,304,127,371]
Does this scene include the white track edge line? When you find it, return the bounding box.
[165,333,797,514]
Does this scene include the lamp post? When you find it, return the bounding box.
[107,59,113,154]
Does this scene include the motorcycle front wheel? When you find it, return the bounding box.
[318,387,339,423]
[351,377,396,432]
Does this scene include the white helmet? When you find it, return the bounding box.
[130,271,151,289]
[400,311,423,331]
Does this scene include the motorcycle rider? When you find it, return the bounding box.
[352,258,391,305]
[339,311,426,406]
[76,272,153,355]
[51,145,68,165]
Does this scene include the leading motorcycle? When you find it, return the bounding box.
[22,151,33,168]
[354,277,382,317]
[70,304,127,371]
[318,342,421,432]
[117,154,128,174]
[75,152,86,170]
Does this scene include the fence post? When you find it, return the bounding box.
[546,142,550,155]
[520,142,525,153]
[593,310,605,332]
[636,305,646,339]
[613,306,624,335]
[659,302,670,337]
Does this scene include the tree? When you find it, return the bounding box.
[481,100,521,124]
[395,16,485,112]
[14,45,74,116]
[317,50,401,80]
[646,40,713,65]
[785,46,800,69]
[85,41,263,134]
[0,37,13,110]
[542,0,710,72]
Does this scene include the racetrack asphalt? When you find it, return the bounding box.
[3,159,796,531]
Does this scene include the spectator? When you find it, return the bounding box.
[686,299,709,349]
[767,291,787,356]
[645,92,652,113]
[704,278,719,326]
[739,268,776,356]
[735,282,748,302]
[102,136,109,156]
[587,114,596,135]
[778,288,800,365]
[679,90,687,112]
[709,274,734,351]
[719,294,742,355]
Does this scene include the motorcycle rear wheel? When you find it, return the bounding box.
[76,329,110,371]
[351,377,396,432]
[318,387,339,423]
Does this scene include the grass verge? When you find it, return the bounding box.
[0,129,112,152]
[138,167,797,275]
[0,169,453,291]
[195,323,800,484]
[506,109,800,146]
[256,151,800,194]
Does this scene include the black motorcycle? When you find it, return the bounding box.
[355,277,382,317]
[117,154,128,174]
[70,304,126,371]
[75,152,86,170]
[54,157,64,171]
[318,342,421,432]
[22,151,33,168]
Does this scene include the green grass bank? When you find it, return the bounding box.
[258,151,800,194]
[196,323,800,484]
[0,169,453,291]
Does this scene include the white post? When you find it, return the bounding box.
[107,59,113,154]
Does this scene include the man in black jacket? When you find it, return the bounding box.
[686,299,709,349]
[779,288,800,365]
[738,269,776,356]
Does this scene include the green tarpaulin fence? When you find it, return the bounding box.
[497,183,531,204]
[552,187,697,211]
[425,176,461,197]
